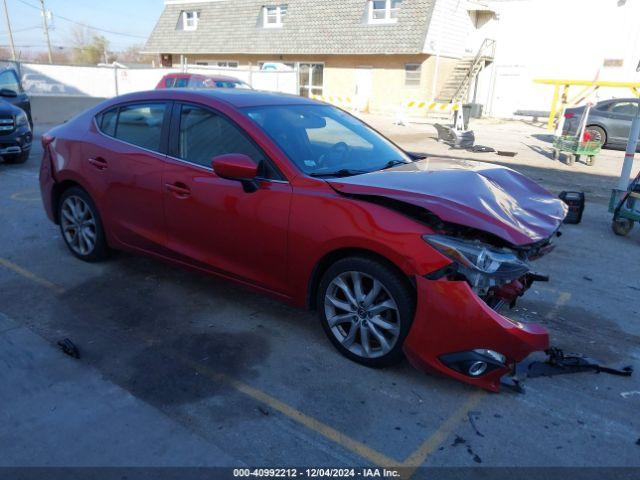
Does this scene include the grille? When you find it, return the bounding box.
[0,116,15,135]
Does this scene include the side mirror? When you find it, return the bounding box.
[0,88,17,98]
[212,153,259,193]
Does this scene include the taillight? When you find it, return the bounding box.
[564,112,575,119]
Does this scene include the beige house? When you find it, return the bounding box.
[144,0,497,115]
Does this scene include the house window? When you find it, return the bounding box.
[195,60,239,68]
[263,5,287,28]
[404,63,421,87]
[369,0,402,23]
[181,11,199,31]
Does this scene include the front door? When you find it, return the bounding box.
[298,63,324,98]
[162,103,292,293]
[355,67,373,112]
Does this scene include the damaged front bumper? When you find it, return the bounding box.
[403,276,549,392]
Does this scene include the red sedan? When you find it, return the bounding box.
[39,89,567,391]
[156,73,252,90]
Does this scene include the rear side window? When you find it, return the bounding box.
[115,103,166,151]
[98,108,117,136]
[609,101,638,116]
[177,104,265,168]
[164,77,174,88]
[96,103,166,152]
[174,78,189,88]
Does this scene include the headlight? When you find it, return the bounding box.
[423,234,530,293]
[15,111,28,127]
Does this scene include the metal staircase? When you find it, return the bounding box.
[436,39,496,104]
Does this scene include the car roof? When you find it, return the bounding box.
[111,88,319,109]
[162,72,246,82]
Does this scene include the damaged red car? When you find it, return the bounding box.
[39,89,567,391]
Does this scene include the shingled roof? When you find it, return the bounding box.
[144,0,435,55]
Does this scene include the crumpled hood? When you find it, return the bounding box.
[327,158,568,246]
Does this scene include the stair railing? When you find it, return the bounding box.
[451,38,496,102]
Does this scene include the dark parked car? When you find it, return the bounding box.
[0,67,32,127]
[39,89,567,392]
[563,98,640,150]
[0,92,32,164]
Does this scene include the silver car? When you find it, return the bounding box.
[563,98,640,150]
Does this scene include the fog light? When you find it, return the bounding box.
[473,349,506,364]
[468,361,488,376]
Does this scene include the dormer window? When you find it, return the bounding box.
[368,0,402,24]
[263,5,287,28]
[181,11,199,31]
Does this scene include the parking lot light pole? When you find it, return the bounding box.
[2,0,16,61]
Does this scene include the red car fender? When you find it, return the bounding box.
[403,276,549,392]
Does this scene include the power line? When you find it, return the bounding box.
[15,0,148,39]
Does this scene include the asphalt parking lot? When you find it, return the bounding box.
[1,120,639,476]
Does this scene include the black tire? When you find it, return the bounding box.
[58,186,110,262]
[612,218,634,236]
[3,149,30,164]
[317,256,415,368]
[586,125,606,146]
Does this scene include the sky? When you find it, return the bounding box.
[0,0,164,56]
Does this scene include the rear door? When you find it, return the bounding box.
[86,101,171,254]
[604,100,640,145]
[162,102,292,293]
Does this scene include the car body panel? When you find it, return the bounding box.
[326,158,567,246]
[162,156,293,293]
[39,89,562,392]
[404,277,549,392]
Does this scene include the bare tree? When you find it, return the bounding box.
[69,25,114,65]
[115,44,153,65]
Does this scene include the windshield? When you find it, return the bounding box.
[242,104,410,176]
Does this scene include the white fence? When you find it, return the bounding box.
[11,61,297,98]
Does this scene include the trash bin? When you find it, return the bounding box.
[464,103,484,119]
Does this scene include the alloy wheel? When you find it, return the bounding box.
[324,271,401,359]
[60,195,97,256]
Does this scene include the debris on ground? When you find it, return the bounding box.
[257,406,270,416]
[620,391,640,399]
[56,338,80,359]
[468,145,495,153]
[527,348,634,378]
[467,411,485,437]
[497,151,517,157]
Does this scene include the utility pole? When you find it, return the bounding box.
[39,0,53,64]
[2,0,17,61]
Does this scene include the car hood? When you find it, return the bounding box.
[326,158,567,246]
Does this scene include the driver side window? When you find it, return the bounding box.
[177,104,281,179]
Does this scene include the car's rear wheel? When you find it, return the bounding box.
[317,257,414,367]
[58,187,109,262]
[586,125,606,145]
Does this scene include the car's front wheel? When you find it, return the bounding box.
[317,257,415,367]
[58,187,109,262]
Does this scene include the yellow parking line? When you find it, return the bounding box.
[400,391,484,475]
[545,292,571,320]
[173,351,400,466]
[3,257,481,470]
[10,189,40,202]
[0,257,66,294]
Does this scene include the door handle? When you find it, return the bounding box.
[165,182,191,197]
[88,157,108,170]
